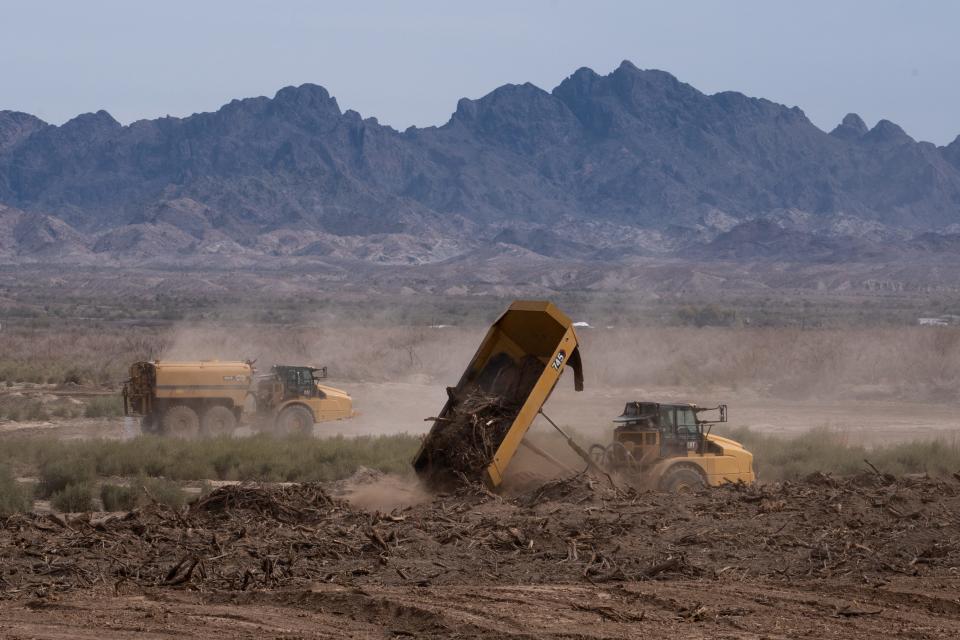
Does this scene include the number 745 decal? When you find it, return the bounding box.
[551,350,566,371]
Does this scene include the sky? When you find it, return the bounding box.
[1,0,958,144]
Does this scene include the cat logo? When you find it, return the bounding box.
[551,350,566,371]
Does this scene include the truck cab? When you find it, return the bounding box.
[272,365,327,400]
[610,401,722,462]
[255,365,353,432]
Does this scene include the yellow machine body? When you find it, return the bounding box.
[626,434,755,487]
[150,360,251,405]
[301,384,353,421]
[252,372,354,423]
[413,300,583,489]
[603,402,755,489]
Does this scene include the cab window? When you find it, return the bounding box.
[677,407,698,434]
[658,406,675,431]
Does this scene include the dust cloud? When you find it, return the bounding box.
[139,317,960,443]
[160,320,481,386]
[340,474,433,512]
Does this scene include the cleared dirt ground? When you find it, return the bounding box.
[2,578,959,639]
[5,381,958,447]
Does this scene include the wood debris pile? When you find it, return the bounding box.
[0,472,958,601]
[418,353,545,487]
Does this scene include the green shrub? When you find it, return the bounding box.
[51,404,74,419]
[51,483,94,512]
[21,401,48,422]
[84,394,124,418]
[100,478,186,510]
[38,456,96,498]
[0,464,31,516]
[62,369,84,385]
[141,477,186,508]
[717,426,960,481]
[197,480,214,500]
[1,433,422,484]
[99,484,139,511]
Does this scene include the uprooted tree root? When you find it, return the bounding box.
[2,471,960,600]
[421,390,522,486]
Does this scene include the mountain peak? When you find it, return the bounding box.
[830,113,868,140]
[271,83,340,115]
[273,83,333,104]
[450,81,577,151]
[552,61,699,136]
[864,119,912,144]
[63,110,120,130]
[942,134,960,169]
[0,110,47,127]
[0,110,47,152]
[610,61,676,82]
[554,66,602,97]
[454,82,551,118]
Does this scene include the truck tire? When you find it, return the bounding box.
[140,414,158,435]
[659,466,707,494]
[275,405,314,436]
[161,405,200,439]
[201,405,237,437]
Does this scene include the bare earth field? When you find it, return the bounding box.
[3,578,960,639]
[1,475,960,639]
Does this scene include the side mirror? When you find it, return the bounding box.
[719,404,728,422]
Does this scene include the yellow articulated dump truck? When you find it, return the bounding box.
[123,361,353,438]
[413,300,584,489]
[412,299,755,493]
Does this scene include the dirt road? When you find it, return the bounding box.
[3,381,959,445]
[2,577,958,639]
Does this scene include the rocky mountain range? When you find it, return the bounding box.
[2,60,960,283]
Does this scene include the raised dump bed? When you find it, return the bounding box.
[412,300,583,489]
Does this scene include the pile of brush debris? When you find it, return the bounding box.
[417,353,544,487]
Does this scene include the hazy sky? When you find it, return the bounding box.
[2,0,958,144]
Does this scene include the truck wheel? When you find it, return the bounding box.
[140,415,157,434]
[275,405,314,436]
[201,405,237,437]
[659,466,707,493]
[161,405,200,439]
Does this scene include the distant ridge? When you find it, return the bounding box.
[1,60,960,269]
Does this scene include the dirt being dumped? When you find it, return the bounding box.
[2,472,960,637]
[421,389,522,483]
[416,353,544,487]
[334,468,433,512]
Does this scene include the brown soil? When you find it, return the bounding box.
[2,472,960,638]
